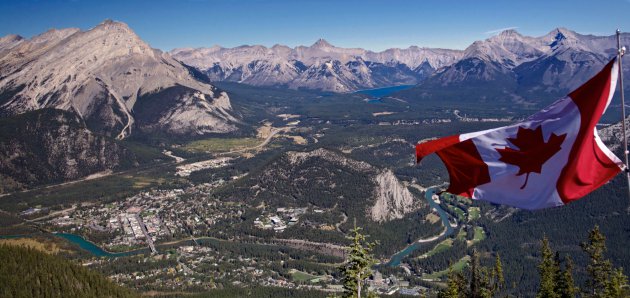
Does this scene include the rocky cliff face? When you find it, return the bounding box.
[598,118,630,153]
[0,109,135,193]
[371,170,417,222]
[0,20,238,139]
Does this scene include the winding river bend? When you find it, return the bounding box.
[387,187,455,267]
[0,233,147,257]
[53,233,147,257]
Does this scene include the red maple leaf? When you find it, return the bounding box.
[496,126,567,189]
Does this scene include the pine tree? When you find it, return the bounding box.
[439,265,461,298]
[440,250,502,298]
[493,252,505,293]
[582,225,613,297]
[470,249,482,298]
[338,224,378,298]
[581,225,628,298]
[479,267,493,298]
[605,268,628,298]
[454,265,469,297]
[555,255,578,298]
[537,236,560,298]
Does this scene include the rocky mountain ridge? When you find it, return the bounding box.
[171,40,463,92]
[0,20,238,139]
[172,28,629,94]
[399,28,630,106]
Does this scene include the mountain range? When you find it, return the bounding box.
[395,28,630,108]
[172,28,630,95]
[170,40,463,92]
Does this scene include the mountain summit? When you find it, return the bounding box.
[0,20,238,139]
[311,38,334,49]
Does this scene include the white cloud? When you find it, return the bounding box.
[484,27,519,35]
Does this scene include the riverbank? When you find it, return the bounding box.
[0,233,148,257]
[386,186,455,267]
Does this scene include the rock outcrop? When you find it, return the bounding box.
[371,170,418,222]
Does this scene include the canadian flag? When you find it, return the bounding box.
[416,58,624,210]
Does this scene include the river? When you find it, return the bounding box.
[0,233,147,257]
[386,187,455,267]
[53,233,148,257]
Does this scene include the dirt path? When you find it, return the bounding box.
[0,160,179,199]
[335,212,348,233]
[0,170,116,199]
[26,206,77,223]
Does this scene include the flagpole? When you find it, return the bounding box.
[616,29,630,199]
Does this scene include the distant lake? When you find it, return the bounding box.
[354,85,414,99]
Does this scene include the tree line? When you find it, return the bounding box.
[0,244,137,297]
[438,226,628,297]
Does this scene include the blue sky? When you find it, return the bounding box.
[1,0,629,51]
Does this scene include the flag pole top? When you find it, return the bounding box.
[618,29,626,56]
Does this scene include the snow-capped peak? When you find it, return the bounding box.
[497,29,521,38]
[170,39,463,92]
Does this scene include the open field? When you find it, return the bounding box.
[468,226,487,246]
[182,138,260,153]
[420,239,453,259]
[0,237,64,254]
[450,206,466,221]
[425,213,441,224]
[423,255,471,280]
[289,269,328,283]
[468,207,481,221]
[473,227,486,241]
[456,229,466,240]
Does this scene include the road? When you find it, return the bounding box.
[26,206,77,223]
[136,214,157,254]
